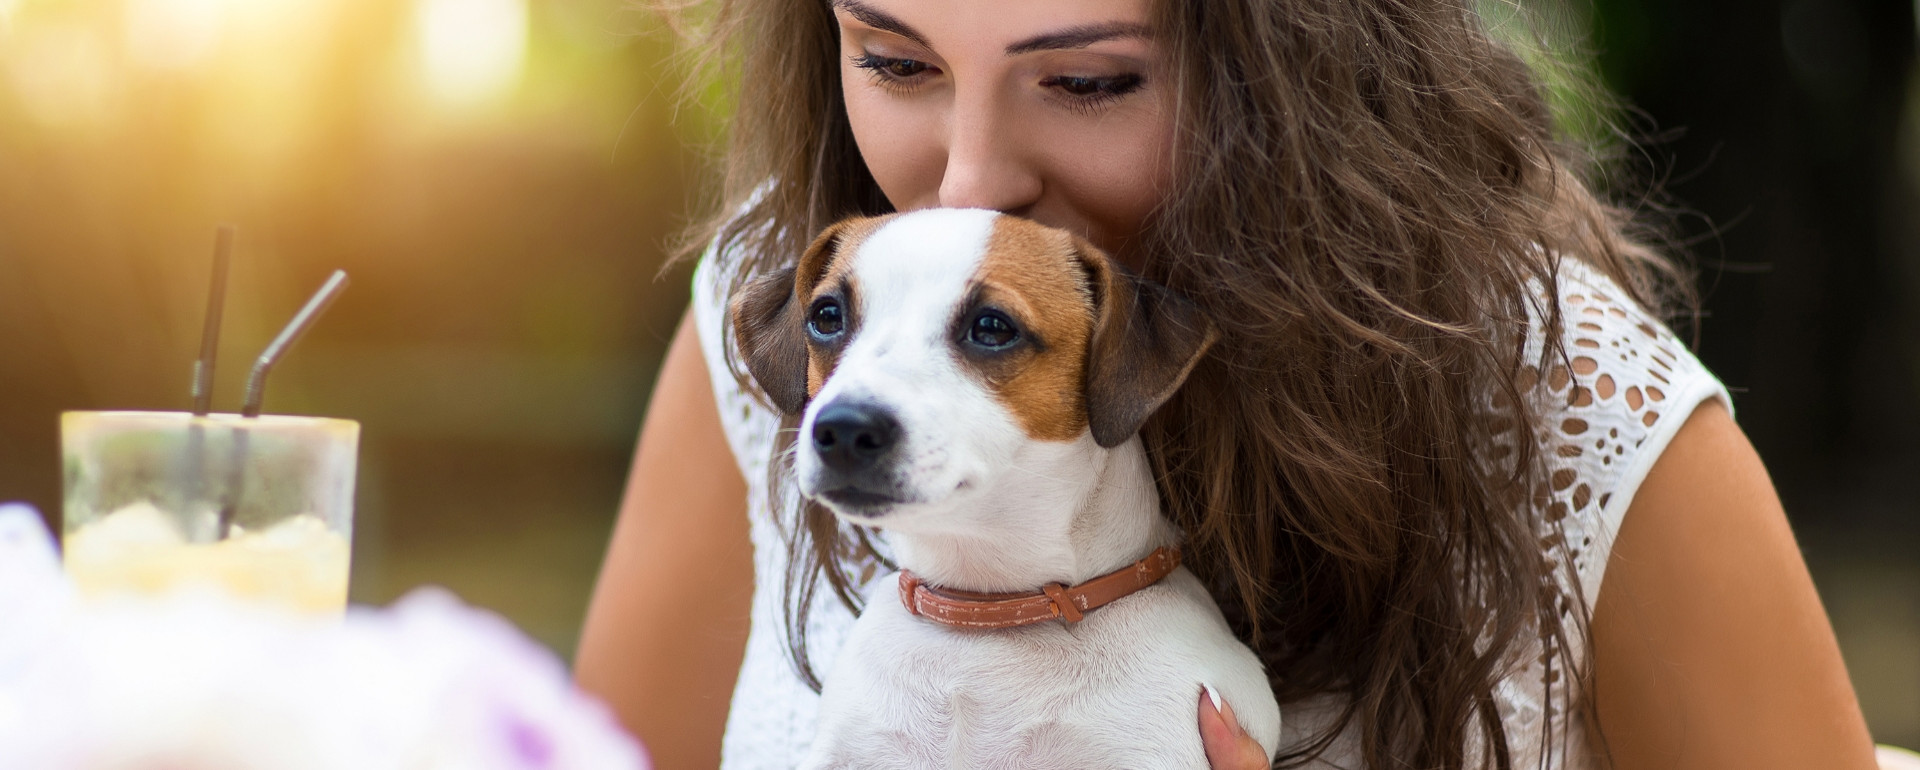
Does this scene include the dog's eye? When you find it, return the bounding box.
[967,311,1019,349]
[809,300,846,339]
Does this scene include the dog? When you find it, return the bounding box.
[732,208,1281,768]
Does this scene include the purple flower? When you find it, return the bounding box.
[0,510,650,770]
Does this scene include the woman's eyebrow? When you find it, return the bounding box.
[1005,22,1152,56]
[831,0,931,49]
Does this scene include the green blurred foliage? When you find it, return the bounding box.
[1477,0,1618,150]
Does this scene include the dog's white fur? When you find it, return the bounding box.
[785,209,1280,769]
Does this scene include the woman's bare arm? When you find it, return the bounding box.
[1591,400,1877,769]
[575,309,754,770]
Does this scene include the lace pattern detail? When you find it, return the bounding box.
[694,251,1728,769]
[1469,257,1731,770]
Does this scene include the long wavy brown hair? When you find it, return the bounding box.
[669,0,1694,767]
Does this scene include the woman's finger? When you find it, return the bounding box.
[1199,686,1271,770]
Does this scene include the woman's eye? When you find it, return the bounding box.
[967,312,1019,349]
[1040,73,1145,105]
[852,53,933,82]
[809,301,845,338]
[883,58,927,77]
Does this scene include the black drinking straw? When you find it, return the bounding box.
[218,269,350,537]
[182,226,235,538]
[191,226,236,416]
[241,270,350,418]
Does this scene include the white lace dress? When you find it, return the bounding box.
[690,252,1731,770]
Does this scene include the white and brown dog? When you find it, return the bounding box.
[733,208,1280,768]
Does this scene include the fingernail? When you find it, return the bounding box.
[1204,683,1223,714]
[1213,685,1249,738]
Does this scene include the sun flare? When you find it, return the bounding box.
[415,0,527,107]
[123,0,225,70]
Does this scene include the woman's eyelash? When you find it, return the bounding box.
[1041,74,1144,98]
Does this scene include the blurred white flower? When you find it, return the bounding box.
[0,503,647,770]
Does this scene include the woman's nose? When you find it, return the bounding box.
[936,101,1042,212]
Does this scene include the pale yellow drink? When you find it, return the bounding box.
[62,411,358,614]
[64,503,350,613]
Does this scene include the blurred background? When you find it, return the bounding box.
[0,0,1914,748]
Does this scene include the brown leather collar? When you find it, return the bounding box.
[897,546,1181,630]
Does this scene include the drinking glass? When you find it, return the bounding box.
[61,411,358,613]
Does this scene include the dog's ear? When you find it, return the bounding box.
[732,266,808,414]
[1075,239,1219,448]
[730,220,859,414]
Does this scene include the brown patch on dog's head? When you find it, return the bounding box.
[732,214,890,414]
[962,217,1098,443]
[962,215,1217,447]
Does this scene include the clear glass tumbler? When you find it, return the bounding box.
[61,411,359,614]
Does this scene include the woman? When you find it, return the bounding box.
[574,0,1879,767]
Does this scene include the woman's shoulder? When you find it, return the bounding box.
[1519,257,1732,601]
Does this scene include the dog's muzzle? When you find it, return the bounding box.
[812,400,899,472]
[809,400,907,511]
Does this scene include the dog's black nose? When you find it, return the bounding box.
[811,401,899,474]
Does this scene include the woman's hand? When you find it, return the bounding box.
[1200,687,1271,770]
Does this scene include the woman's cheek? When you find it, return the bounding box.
[1042,115,1174,249]
[843,82,947,211]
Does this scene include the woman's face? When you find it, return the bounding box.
[831,0,1175,265]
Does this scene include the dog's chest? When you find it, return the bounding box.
[802,574,1249,769]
